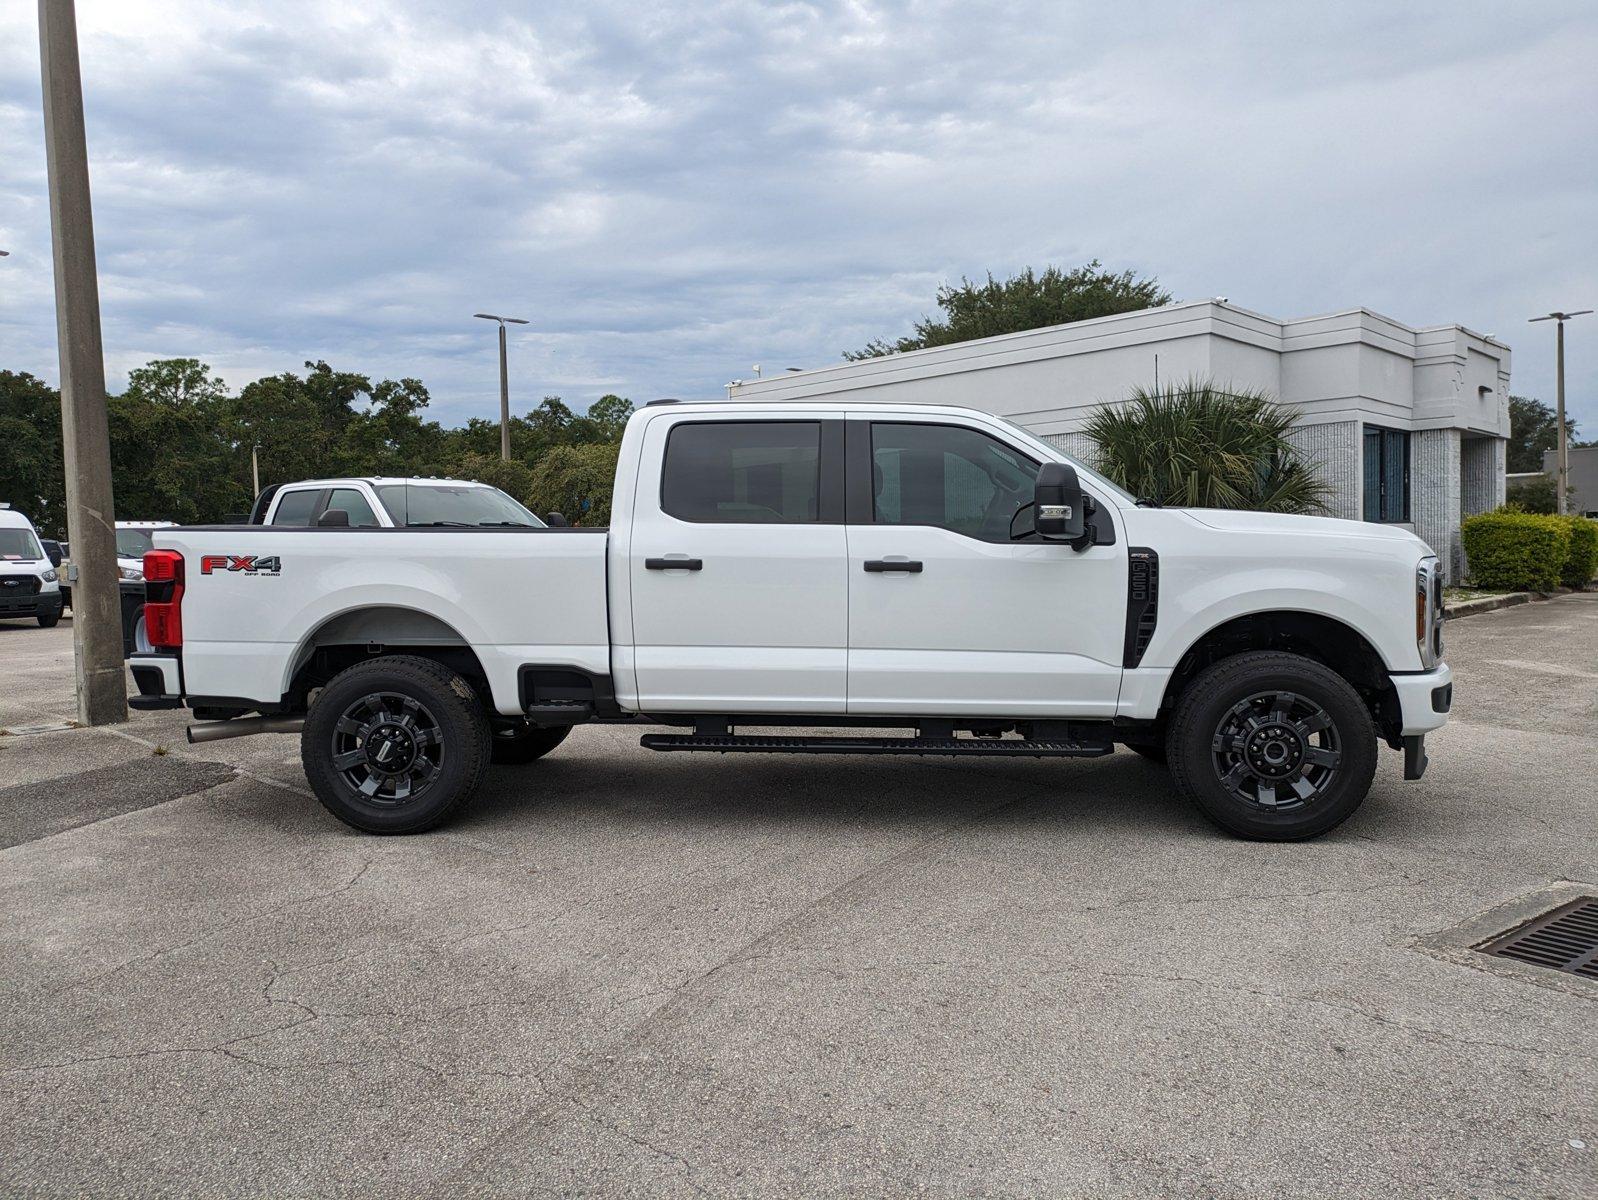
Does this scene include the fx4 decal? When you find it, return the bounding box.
[200,554,282,576]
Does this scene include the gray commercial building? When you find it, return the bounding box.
[1535,445,1598,517]
[730,299,1511,581]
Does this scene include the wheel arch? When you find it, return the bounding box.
[1156,610,1403,747]
[284,605,495,713]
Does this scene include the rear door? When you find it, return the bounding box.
[844,415,1127,717]
[626,414,848,713]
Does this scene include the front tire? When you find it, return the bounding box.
[1166,651,1377,841]
[301,656,491,835]
[38,611,61,628]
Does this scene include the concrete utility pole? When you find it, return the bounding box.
[251,444,260,495]
[39,0,125,725]
[1530,310,1592,516]
[473,312,529,461]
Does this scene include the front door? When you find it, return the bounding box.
[845,416,1126,717]
[627,415,849,713]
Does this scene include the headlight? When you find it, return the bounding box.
[1415,557,1442,668]
[42,568,58,582]
[119,565,144,581]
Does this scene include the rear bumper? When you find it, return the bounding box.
[128,653,183,710]
[1391,663,1452,736]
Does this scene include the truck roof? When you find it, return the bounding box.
[277,477,495,488]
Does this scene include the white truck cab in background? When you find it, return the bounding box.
[130,400,1451,842]
[250,477,547,530]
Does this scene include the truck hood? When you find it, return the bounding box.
[1179,508,1429,549]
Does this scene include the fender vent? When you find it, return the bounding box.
[1478,897,1598,979]
[1122,547,1159,668]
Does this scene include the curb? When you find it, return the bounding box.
[1444,592,1531,620]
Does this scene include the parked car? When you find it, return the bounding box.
[248,477,546,529]
[0,505,64,628]
[130,400,1450,842]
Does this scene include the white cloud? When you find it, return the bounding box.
[1,0,1594,428]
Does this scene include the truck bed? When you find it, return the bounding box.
[152,526,610,715]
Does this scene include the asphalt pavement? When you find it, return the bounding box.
[1,596,1595,1197]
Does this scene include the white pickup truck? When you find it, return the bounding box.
[130,400,1451,841]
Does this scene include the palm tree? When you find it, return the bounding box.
[1085,379,1329,513]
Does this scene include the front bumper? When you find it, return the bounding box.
[0,588,63,618]
[1391,663,1452,736]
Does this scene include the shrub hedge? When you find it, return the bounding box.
[1461,511,1571,592]
[1560,515,1598,587]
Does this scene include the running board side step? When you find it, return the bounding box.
[639,733,1113,758]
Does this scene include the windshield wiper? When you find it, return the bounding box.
[476,520,536,527]
[1135,497,1163,508]
[407,520,473,528]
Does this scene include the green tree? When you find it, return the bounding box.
[1086,379,1329,513]
[845,261,1170,360]
[1503,474,1562,514]
[580,394,633,442]
[528,443,622,525]
[449,452,537,509]
[1507,394,1578,473]
[111,359,248,523]
[0,371,67,537]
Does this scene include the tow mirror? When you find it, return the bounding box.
[40,539,63,567]
[316,508,350,527]
[545,512,569,527]
[1034,462,1085,541]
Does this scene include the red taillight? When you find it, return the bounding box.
[141,550,184,651]
[143,549,181,582]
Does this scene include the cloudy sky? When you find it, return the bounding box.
[2,1,1595,429]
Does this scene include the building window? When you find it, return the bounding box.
[1362,426,1410,523]
[662,421,821,523]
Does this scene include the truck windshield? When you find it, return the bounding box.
[115,528,154,558]
[375,485,546,528]
[0,529,44,561]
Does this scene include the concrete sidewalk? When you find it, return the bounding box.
[2,597,1594,1197]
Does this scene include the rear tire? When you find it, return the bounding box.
[301,655,491,835]
[1166,651,1377,841]
[490,722,571,765]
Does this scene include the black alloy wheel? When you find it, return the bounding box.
[331,691,445,806]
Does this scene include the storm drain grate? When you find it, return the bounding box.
[1478,897,1598,979]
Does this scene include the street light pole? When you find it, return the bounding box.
[1530,310,1592,516]
[38,0,126,725]
[473,312,529,461]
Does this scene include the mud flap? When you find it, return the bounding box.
[1403,734,1428,781]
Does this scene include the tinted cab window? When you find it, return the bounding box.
[325,487,381,527]
[871,423,1037,542]
[662,422,820,523]
[270,489,321,526]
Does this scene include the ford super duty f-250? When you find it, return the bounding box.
[128,400,1451,841]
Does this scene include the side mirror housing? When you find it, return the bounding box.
[545,512,569,527]
[1034,462,1085,541]
[41,539,63,567]
[316,508,350,527]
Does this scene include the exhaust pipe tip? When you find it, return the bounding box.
[185,715,305,744]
